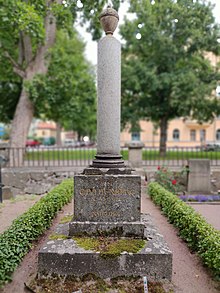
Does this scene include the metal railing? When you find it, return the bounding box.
[142,146,220,167]
[1,146,220,168]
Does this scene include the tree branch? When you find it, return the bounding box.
[4,51,25,78]
[18,31,24,66]
[21,32,33,64]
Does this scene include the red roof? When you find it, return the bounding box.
[37,122,56,130]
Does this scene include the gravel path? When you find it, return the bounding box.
[0,184,219,293]
[0,196,41,234]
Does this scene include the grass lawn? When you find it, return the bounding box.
[142,149,220,160]
[24,148,220,161]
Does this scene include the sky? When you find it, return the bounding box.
[76,0,220,66]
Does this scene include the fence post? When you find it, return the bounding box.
[128,142,144,168]
[0,155,7,203]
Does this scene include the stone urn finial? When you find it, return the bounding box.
[99,5,119,35]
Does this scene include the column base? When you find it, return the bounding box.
[92,154,125,168]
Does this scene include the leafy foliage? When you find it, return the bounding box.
[148,182,220,277]
[0,179,73,287]
[120,0,220,153]
[0,0,122,147]
[28,29,97,139]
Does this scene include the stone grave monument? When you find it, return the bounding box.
[188,159,211,194]
[38,6,172,281]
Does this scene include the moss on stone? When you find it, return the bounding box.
[101,238,145,258]
[73,237,146,258]
[49,234,68,240]
[74,237,100,250]
[59,214,73,224]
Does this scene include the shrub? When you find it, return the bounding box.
[155,166,181,194]
[148,182,220,277]
[0,179,73,287]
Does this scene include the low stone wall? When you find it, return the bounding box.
[2,166,220,200]
[2,167,80,199]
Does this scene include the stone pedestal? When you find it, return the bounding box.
[128,142,144,168]
[69,167,145,238]
[38,167,172,280]
[188,159,211,193]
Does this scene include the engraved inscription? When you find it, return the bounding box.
[91,211,119,218]
[79,188,136,197]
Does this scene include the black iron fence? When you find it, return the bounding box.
[1,146,220,168]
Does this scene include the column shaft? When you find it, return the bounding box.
[97,36,121,155]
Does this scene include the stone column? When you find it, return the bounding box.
[92,6,124,168]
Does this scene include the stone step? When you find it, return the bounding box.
[69,221,145,237]
[38,214,172,281]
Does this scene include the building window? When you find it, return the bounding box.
[190,129,196,141]
[131,132,140,141]
[200,129,206,142]
[173,129,180,141]
[216,129,220,141]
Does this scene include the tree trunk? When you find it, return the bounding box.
[9,83,34,166]
[77,133,81,142]
[56,122,62,146]
[10,85,34,148]
[8,6,57,166]
[159,117,168,157]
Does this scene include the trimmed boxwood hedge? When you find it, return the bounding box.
[148,182,220,278]
[0,179,73,287]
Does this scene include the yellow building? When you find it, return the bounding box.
[121,53,220,148]
[36,121,57,138]
[120,117,220,147]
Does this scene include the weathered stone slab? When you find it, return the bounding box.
[24,182,52,195]
[2,186,13,200]
[69,221,145,237]
[74,174,141,222]
[188,159,211,193]
[30,172,45,181]
[38,214,172,281]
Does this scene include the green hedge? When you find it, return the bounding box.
[148,182,220,277]
[0,179,73,287]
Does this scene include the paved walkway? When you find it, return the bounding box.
[188,203,220,230]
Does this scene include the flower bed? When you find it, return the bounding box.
[179,194,220,202]
[154,166,188,194]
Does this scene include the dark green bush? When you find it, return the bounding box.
[148,182,220,277]
[0,179,73,287]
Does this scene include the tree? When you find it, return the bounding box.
[120,0,220,155]
[0,0,121,151]
[28,30,96,144]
